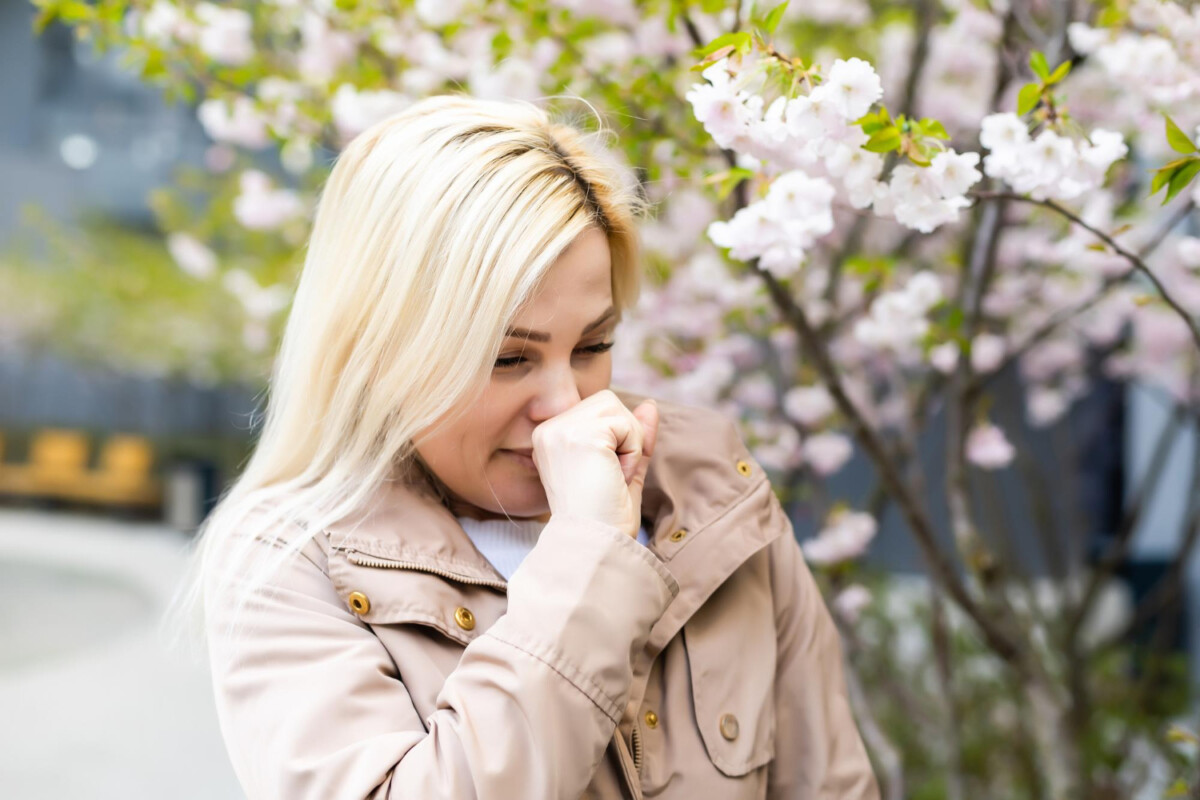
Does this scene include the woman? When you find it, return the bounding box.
[169,94,879,800]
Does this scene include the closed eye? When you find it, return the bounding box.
[494,341,615,369]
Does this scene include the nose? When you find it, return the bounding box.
[529,362,582,422]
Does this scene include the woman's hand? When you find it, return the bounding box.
[531,390,659,539]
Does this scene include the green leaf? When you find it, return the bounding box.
[856,108,890,135]
[1017,83,1041,115]
[919,118,949,139]
[1164,114,1198,155]
[1164,159,1200,204]
[1045,59,1072,85]
[1151,165,1176,196]
[863,127,902,153]
[1029,50,1050,80]
[1165,779,1189,798]
[695,31,752,59]
[763,1,789,34]
[704,167,756,201]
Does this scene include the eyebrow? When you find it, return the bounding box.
[504,305,617,343]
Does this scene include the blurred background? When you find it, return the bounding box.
[2,0,1200,798]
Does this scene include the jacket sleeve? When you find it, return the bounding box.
[764,501,881,800]
[204,513,679,800]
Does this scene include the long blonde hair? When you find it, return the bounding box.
[162,93,647,661]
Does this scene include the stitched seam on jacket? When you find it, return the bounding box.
[581,520,680,599]
[660,471,769,562]
[662,474,772,568]
[484,628,624,722]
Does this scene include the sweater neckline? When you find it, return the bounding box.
[455,515,548,535]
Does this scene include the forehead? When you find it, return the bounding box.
[511,228,613,325]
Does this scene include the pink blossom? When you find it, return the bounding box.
[803,432,854,476]
[732,373,777,411]
[832,584,874,625]
[784,385,836,427]
[803,510,877,566]
[195,3,254,66]
[331,84,411,139]
[970,333,1006,373]
[298,12,358,83]
[232,170,306,231]
[929,341,960,374]
[1026,387,1068,427]
[965,423,1015,469]
[749,423,803,472]
[197,96,270,149]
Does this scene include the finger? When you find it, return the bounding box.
[619,400,658,485]
[628,400,658,488]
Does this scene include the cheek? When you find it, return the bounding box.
[582,355,614,393]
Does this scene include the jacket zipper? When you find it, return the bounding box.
[630,721,643,775]
[343,549,508,591]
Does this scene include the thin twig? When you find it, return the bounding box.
[970,199,1196,392]
[971,192,1200,352]
[1066,404,1184,643]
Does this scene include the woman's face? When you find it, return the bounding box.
[414,226,617,522]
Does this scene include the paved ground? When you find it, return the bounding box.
[0,507,244,800]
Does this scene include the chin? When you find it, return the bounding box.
[480,479,548,518]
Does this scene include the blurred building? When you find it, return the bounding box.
[0,1,255,512]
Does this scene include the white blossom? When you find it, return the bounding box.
[331,84,412,139]
[970,333,1006,373]
[803,510,878,565]
[195,3,254,66]
[818,57,883,120]
[166,233,217,279]
[198,96,270,150]
[784,384,836,427]
[803,432,854,475]
[232,170,306,231]
[415,0,466,27]
[965,422,1015,469]
[832,584,874,624]
[929,341,960,374]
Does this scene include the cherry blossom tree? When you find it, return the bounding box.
[18,0,1200,796]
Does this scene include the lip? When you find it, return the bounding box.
[502,449,537,470]
[505,448,533,456]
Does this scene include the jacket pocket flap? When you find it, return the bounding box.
[326,546,506,646]
[682,554,777,777]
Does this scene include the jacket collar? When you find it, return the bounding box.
[323,387,781,593]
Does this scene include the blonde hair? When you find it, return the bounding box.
[161,93,647,662]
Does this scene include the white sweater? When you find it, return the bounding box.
[456,515,652,581]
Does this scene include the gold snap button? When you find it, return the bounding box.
[454,606,476,631]
[347,591,370,615]
[668,528,688,542]
[719,713,739,741]
[644,709,659,729]
[735,459,752,477]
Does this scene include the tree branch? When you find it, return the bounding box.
[971,192,1200,352]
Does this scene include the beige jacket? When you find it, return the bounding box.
[205,388,880,800]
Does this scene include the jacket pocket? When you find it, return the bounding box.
[325,544,507,646]
[681,551,777,777]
